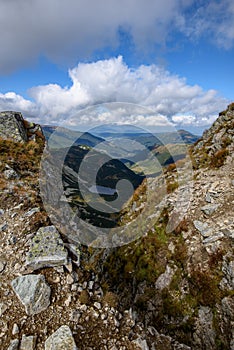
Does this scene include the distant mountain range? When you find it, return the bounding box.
[42,125,104,148]
[42,125,199,150]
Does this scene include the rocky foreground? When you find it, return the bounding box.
[0,107,233,349]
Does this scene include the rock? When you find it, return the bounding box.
[20,335,36,350]
[0,260,6,273]
[201,204,219,216]
[65,243,80,266]
[221,297,234,350]
[24,207,40,217]
[4,168,19,180]
[155,265,177,291]
[0,209,4,216]
[132,337,149,350]
[0,111,28,143]
[25,226,68,270]
[222,228,234,240]
[220,257,234,290]
[205,192,212,203]
[193,220,213,237]
[0,302,7,316]
[45,325,77,350]
[193,306,216,350]
[203,232,224,244]
[7,339,20,350]
[12,323,19,335]
[66,274,74,285]
[0,222,8,232]
[94,302,101,310]
[11,274,51,315]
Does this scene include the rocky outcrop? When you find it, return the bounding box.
[0,111,28,143]
[0,111,45,143]
[191,102,234,169]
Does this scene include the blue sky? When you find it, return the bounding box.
[0,0,233,134]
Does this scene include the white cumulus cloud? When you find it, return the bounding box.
[0,57,228,129]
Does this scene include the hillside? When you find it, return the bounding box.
[0,107,233,350]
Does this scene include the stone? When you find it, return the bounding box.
[12,323,19,335]
[220,258,234,290]
[25,225,68,270]
[45,325,77,350]
[0,222,8,232]
[193,306,216,350]
[11,274,51,316]
[0,302,7,316]
[4,168,19,180]
[20,335,36,350]
[132,337,149,350]
[205,192,212,203]
[193,220,213,237]
[7,339,19,350]
[94,302,101,310]
[0,209,4,216]
[201,204,219,216]
[0,260,6,273]
[24,207,40,217]
[0,111,28,143]
[155,265,177,291]
[203,232,224,244]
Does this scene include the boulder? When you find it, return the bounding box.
[7,339,19,350]
[11,274,51,315]
[20,335,36,350]
[26,225,68,270]
[45,325,77,350]
[0,111,28,142]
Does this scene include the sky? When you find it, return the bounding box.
[0,0,234,134]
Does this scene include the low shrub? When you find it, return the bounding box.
[210,148,229,168]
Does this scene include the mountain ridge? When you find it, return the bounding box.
[0,106,233,349]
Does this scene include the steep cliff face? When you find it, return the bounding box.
[0,109,233,350]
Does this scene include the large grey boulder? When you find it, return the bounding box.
[0,111,28,143]
[45,325,77,350]
[26,225,68,270]
[11,274,51,315]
